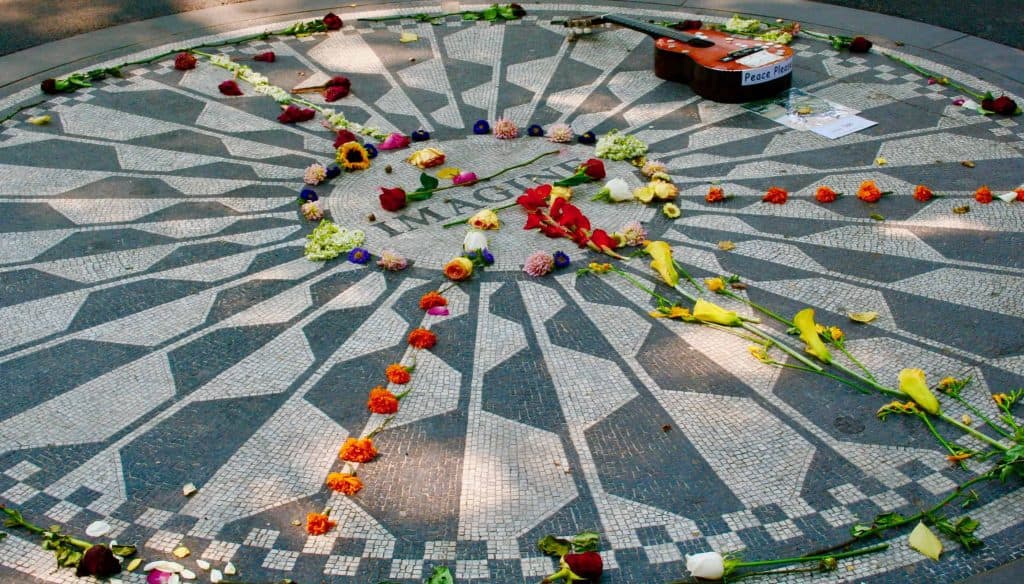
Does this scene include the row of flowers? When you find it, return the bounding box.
[699,181,1024,205]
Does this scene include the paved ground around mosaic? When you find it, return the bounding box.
[1,1,1023,583]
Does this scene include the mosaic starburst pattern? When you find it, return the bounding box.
[1,3,1023,583]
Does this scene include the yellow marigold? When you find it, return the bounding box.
[325,472,363,495]
[339,437,378,463]
[704,277,726,293]
[306,512,336,535]
[337,141,371,171]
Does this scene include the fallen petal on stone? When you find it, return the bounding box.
[427,306,450,316]
[848,311,878,323]
[182,482,198,497]
[224,562,237,576]
[210,569,223,584]
[144,561,184,573]
[85,520,112,537]
[172,546,191,559]
[180,568,196,580]
[195,560,210,571]
[126,558,142,572]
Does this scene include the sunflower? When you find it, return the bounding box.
[337,141,371,171]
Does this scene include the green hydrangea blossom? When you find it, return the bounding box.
[594,130,648,161]
[304,220,365,261]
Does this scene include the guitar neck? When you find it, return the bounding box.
[601,14,714,47]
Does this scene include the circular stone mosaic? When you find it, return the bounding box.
[1,3,1023,583]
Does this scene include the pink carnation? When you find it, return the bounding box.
[304,163,327,185]
[453,172,478,185]
[379,133,411,150]
[376,249,408,271]
[523,251,554,277]
[493,118,518,139]
[547,123,573,143]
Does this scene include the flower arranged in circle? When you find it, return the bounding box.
[620,221,647,246]
[913,184,935,202]
[326,472,363,495]
[407,147,446,169]
[326,75,351,90]
[325,163,341,179]
[592,178,632,203]
[325,85,349,102]
[706,186,727,203]
[340,437,378,462]
[974,185,993,204]
[473,119,491,134]
[899,368,940,414]
[338,141,371,170]
[254,51,275,62]
[578,131,597,145]
[692,299,742,326]
[386,364,412,385]
[174,52,197,70]
[662,202,681,218]
[377,249,408,271]
[420,291,448,310]
[444,257,474,281]
[468,209,500,230]
[306,512,336,535]
[278,105,316,123]
[408,328,437,349]
[645,240,679,287]
[547,123,573,143]
[364,143,378,158]
[411,129,430,141]
[641,160,667,177]
[453,171,478,185]
[348,247,370,264]
[379,132,411,150]
[580,158,606,180]
[815,185,839,203]
[1016,188,1024,202]
[464,229,488,253]
[794,308,831,363]
[763,186,788,204]
[705,277,726,292]
[304,163,327,185]
[856,179,884,203]
[379,187,407,212]
[523,251,555,277]
[553,251,571,269]
[333,129,358,148]
[528,124,545,137]
[76,545,122,578]
[367,387,399,414]
[322,12,344,30]
[981,95,1018,115]
[550,186,573,201]
[300,188,319,202]
[849,36,872,52]
[493,118,519,139]
[301,202,324,221]
[218,80,243,96]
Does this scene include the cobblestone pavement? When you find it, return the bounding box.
[1,2,1023,583]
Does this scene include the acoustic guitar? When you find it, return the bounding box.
[563,14,794,103]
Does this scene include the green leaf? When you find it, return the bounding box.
[553,173,589,187]
[572,531,600,552]
[851,523,873,538]
[870,213,885,221]
[482,6,499,21]
[407,187,433,202]
[426,566,454,584]
[111,544,137,557]
[537,535,572,557]
[0,532,6,541]
[498,6,516,19]
[874,512,906,528]
[420,173,439,190]
[463,13,481,21]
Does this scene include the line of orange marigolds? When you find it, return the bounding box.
[705,181,1023,205]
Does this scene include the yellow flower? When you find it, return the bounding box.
[644,241,679,287]
[829,326,844,341]
[406,147,446,169]
[649,306,693,320]
[692,299,741,326]
[794,308,831,364]
[633,185,655,203]
[899,368,940,415]
[549,186,573,201]
[877,400,920,419]
[337,141,371,171]
[704,277,725,293]
[467,209,500,230]
[662,203,681,219]
[748,345,772,363]
[444,256,474,281]
[436,167,461,179]
[588,262,612,274]
[651,180,679,201]
[993,393,1009,408]
[937,377,958,392]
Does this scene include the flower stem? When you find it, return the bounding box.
[358,11,466,22]
[916,412,966,462]
[951,395,1014,440]
[835,343,877,383]
[722,290,789,326]
[426,150,559,222]
[735,542,889,570]
[442,200,520,228]
[612,269,676,307]
[670,260,702,293]
[741,323,823,372]
[881,53,986,101]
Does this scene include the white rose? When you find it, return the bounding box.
[463,229,489,252]
[686,552,725,580]
[606,178,633,202]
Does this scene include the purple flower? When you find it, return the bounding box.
[348,247,370,264]
[364,143,379,158]
[952,97,966,106]
[411,129,430,141]
[76,545,121,578]
[553,251,570,269]
[325,163,342,179]
[473,120,491,134]
[527,124,544,137]
[481,249,495,265]
[578,131,597,145]
[300,188,318,202]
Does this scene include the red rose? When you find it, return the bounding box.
[981,95,1017,115]
[580,158,605,180]
[379,187,407,212]
[174,52,197,70]
[277,105,316,123]
[1016,188,1024,202]
[218,80,243,96]
[849,36,872,53]
[334,129,358,148]
[323,12,343,30]
[564,551,603,580]
[40,78,59,94]
[325,85,350,102]
[76,545,121,578]
[509,4,527,18]
[326,76,351,89]
[253,51,276,62]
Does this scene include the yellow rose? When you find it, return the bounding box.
[407,147,446,169]
[794,308,831,364]
[468,209,500,230]
[444,257,474,281]
[651,180,679,201]
[644,241,679,287]
[633,185,655,203]
[899,368,940,415]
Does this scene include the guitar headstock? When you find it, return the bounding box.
[558,15,610,41]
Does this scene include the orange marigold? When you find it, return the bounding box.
[385,364,411,385]
[974,185,993,204]
[913,184,934,202]
[1016,188,1024,202]
[408,327,437,349]
[856,180,883,203]
[815,186,838,203]
[419,291,448,311]
[339,437,379,462]
[325,472,363,495]
[762,186,788,205]
[306,512,336,535]
[705,186,726,203]
[367,387,399,415]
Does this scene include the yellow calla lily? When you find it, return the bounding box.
[794,308,832,364]
[644,241,679,287]
[692,299,741,326]
[899,368,940,415]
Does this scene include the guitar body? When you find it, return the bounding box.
[653,30,794,103]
